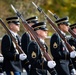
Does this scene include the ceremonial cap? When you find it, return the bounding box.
[32,22,48,31]
[70,23,76,29]
[26,16,38,24]
[6,16,20,25]
[55,16,70,26]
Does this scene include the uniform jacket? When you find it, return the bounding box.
[1,34,23,72]
[68,36,76,69]
[27,40,57,75]
[50,33,71,75]
[21,32,57,75]
[21,32,31,75]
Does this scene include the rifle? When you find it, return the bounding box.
[48,10,76,73]
[68,28,76,38]
[32,2,74,52]
[0,19,24,54]
[48,10,59,20]
[11,4,58,75]
[48,10,76,39]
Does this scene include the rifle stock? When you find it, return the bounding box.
[32,2,74,52]
[0,19,24,54]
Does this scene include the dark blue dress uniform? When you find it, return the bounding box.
[27,41,47,75]
[21,33,53,75]
[26,22,57,75]
[1,34,23,72]
[21,32,31,55]
[21,16,38,55]
[27,41,57,75]
[50,17,71,75]
[21,16,38,75]
[68,23,76,69]
[50,33,70,75]
[68,37,76,69]
[1,16,23,74]
[21,32,31,75]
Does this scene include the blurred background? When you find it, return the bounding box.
[0,0,76,37]
[0,0,76,54]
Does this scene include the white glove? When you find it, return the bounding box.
[0,73,4,75]
[19,53,27,61]
[70,51,76,58]
[0,56,4,63]
[71,69,76,75]
[47,60,56,69]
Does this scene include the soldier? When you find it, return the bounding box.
[27,22,56,75]
[21,16,38,75]
[68,23,76,73]
[1,16,27,75]
[50,16,76,75]
[21,16,38,55]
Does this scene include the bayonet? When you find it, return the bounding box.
[11,4,25,21]
[48,10,59,20]
[11,4,17,13]
[48,10,54,16]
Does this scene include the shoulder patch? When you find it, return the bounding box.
[31,51,36,58]
[53,42,58,48]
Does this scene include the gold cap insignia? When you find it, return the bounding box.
[71,45,75,50]
[31,51,36,58]
[53,42,58,48]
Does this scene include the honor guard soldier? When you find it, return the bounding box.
[50,16,75,75]
[27,22,56,75]
[21,16,38,55]
[1,16,27,75]
[68,23,76,74]
[21,16,38,75]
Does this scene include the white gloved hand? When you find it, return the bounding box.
[70,51,76,58]
[0,56,4,62]
[0,73,4,75]
[71,69,76,75]
[47,60,56,69]
[19,53,27,61]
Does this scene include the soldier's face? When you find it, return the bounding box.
[59,24,69,33]
[36,30,48,39]
[9,23,20,33]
